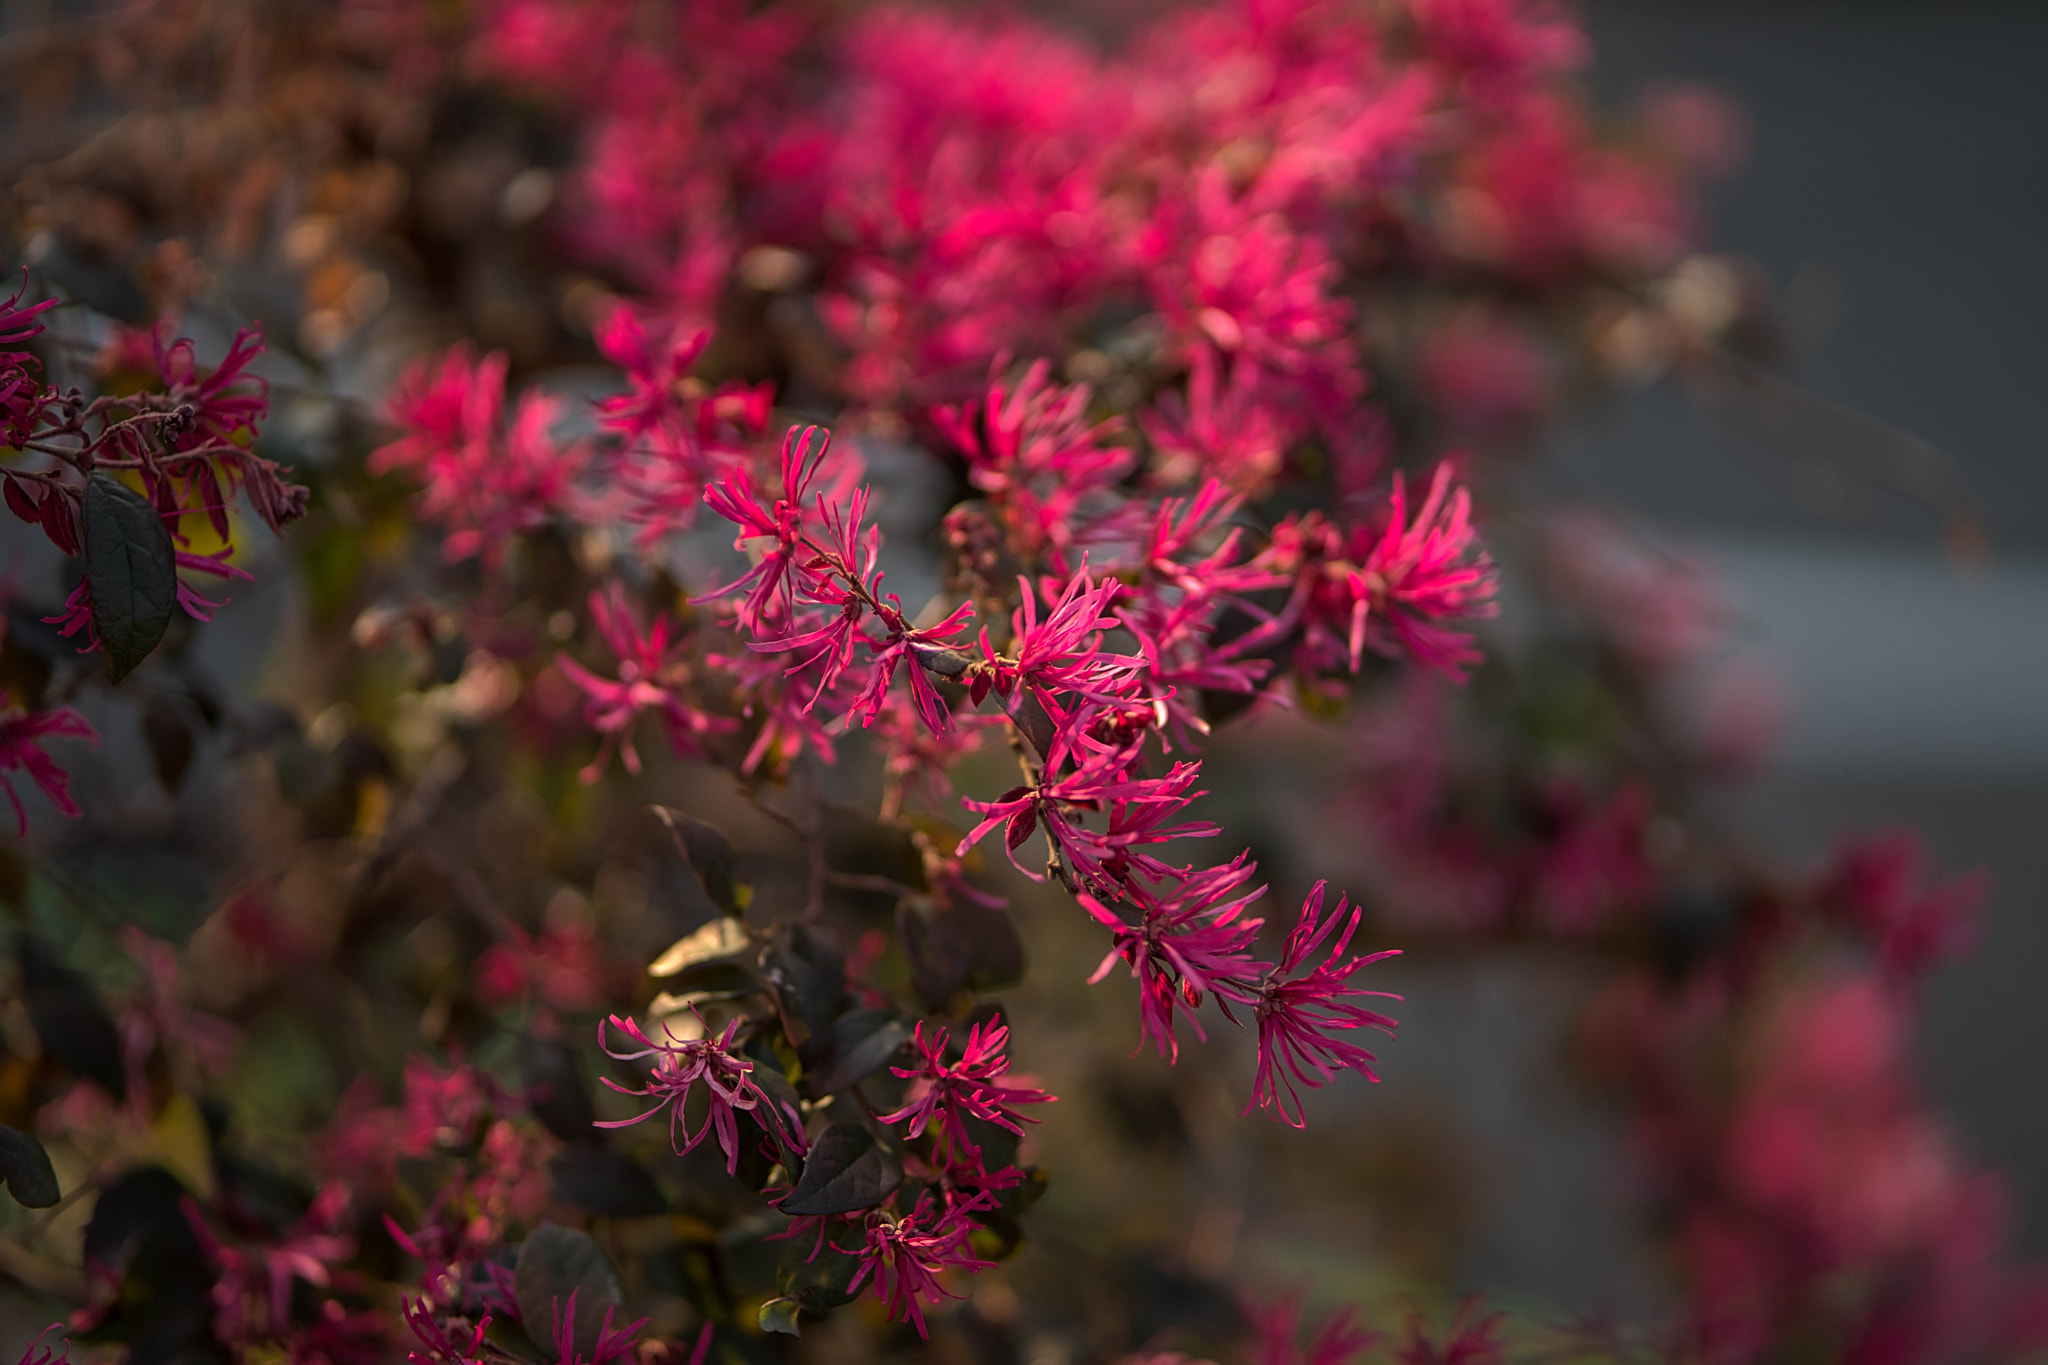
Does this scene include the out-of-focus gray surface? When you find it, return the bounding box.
[1563,0,2048,556]
[1555,0,2048,1267]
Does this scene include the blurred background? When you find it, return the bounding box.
[1497,0,2048,1301]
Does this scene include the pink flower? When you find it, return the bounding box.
[930,359,1133,571]
[742,475,977,735]
[546,1289,647,1365]
[1140,168,1360,428]
[186,1185,355,1346]
[1245,883,1402,1126]
[0,707,97,835]
[955,731,1216,893]
[1261,464,1498,681]
[1355,464,1499,679]
[150,321,269,452]
[399,1057,495,1156]
[1141,348,1299,496]
[373,346,590,566]
[1392,1299,1507,1365]
[172,548,255,622]
[473,922,608,1012]
[0,273,57,360]
[15,1326,69,1365]
[879,1015,1053,1160]
[596,307,772,544]
[1816,832,1986,984]
[1080,854,1266,1060]
[595,1012,805,1174]
[845,1192,996,1338]
[400,1297,490,1365]
[0,275,57,446]
[698,424,841,632]
[44,547,256,655]
[556,582,730,783]
[1251,1291,1377,1365]
[971,567,1137,717]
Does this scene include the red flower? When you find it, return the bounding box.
[879,1015,1054,1162]
[1080,853,1266,1061]
[556,582,731,783]
[0,707,98,835]
[595,1012,805,1174]
[1245,882,1402,1126]
[845,1192,995,1338]
[546,1289,646,1365]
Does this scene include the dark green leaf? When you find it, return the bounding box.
[520,1036,597,1142]
[745,1053,808,1170]
[514,1223,624,1361]
[961,1113,1020,1176]
[807,1010,909,1096]
[0,1125,60,1207]
[776,1228,862,1310]
[19,935,125,1099]
[993,1163,1048,1219]
[141,696,195,792]
[898,896,1026,1011]
[761,924,845,1052]
[77,1167,215,1360]
[82,1166,193,1277]
[778,1121,901,1217]
[547,1148,667,1218]
[82,472,177,683]
[653,807,740,915]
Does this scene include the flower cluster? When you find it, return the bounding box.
[5,0,2033,1358]
[676,410,1455,1127]
[0,279,306,832]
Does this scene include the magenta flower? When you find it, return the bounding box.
[556,582,731,783]
[845,1192,996,1338]
[846,598,978,736]
[1257,464,1496,682]
[399,1296,490,1365]
[172,548,256,622]
[747,484,883,693]
[150,322,269,452]
[720,437,978,737]
[1393,1299,1507,1365]
[698,423,839,632]
[0,274,57,357]
[593,306,713,440]
[185,1186,354,1346]
[45,547,256,655]
[930,359,1133,571]
[725,644,852,776]
[1817,830,1987,985]
[1141,348,1298,496]
[878,1015,1053,1159]
[971,567,1136,716]
[1245,882,1402,1126]
[1251,1291,1378,1365]
[1357,463,1499,680]
[595,1012,805,1174]
[0,707,98,836]
[0,274,57,446]
[955,710,1217,893]
[597,307,774,544]
[1080,853,1266,1060]
[15,1326,69,1365]
[372,345,589,567]
[547,1289,647,1365]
